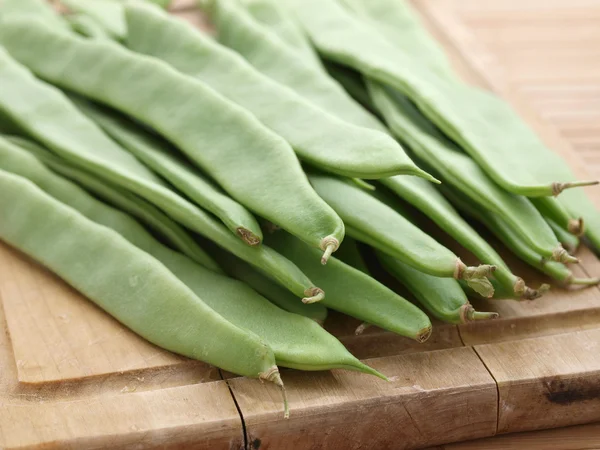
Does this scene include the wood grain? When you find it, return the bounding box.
[229,348,497,450]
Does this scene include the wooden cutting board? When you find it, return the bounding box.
[1,1,600,449]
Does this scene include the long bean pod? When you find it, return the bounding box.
[0,19,345,260]
[0,48,321,301]
[203,0,387,133]
[265,232,432,342]
[444,187,599,287]
[5,135,223,273]
[380,176,541,299]
[377,252,498,324]
[72,96,263,246]
[279,0,598,198]
[532,196,584,236]
[61,0,126,40]
[308,172,497,297]
[367,84,577,264]
[125,3,432,182]
[0,169,283,383]
[0,143,377,385]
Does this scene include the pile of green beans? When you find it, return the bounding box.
[0,0,599,419]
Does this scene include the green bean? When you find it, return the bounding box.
[0,48,321,302]
[2,143,380,391]
[367,84,577,264]
[125,3,431,183]
[61,0,126,41]
[444,187,598,288]
[238,0,321,66]
[66,13,113,40]
[377,252,498,324]
[0,19,345,262]
[338,0,600,255]
[0,0,68,29]
[206,244,329,324]
[71,96,264,246]
[279,0,598,198]
[5,135,223,274]
[338,0,454,80]
[0,169,284,384]
[7,141,377,385]
[380,176,541,299]
[203,0,388,134]
[547,218,580,255]
[307,172,497,297]
[532,196,584,236]
[265,231,432,342]
[323,61,377,113]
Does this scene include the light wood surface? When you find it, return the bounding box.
[1,1,600,449]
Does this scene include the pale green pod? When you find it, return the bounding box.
[0,140,380,382]
[0,19,345,261]
[307,172,497,297]
[61,0,127,40]
[0,48,320,301]
[279,0,598,198]
[71,96,263,246]
[125,2,433,181]
[0,169,281,382]
[377,252,499,324]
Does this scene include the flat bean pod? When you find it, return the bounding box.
[0,49,320,301]
[280,0,598,197]
[6,135,223,273]
[532,196,584,236]
[265,231,432,342]
[0,19,345,260]
[125,3,432,182]
[72,97,263,246]
[336,0,600,255]
[381,176,541,299]
[61,0,126,41]
[377,252,498,324]
[1,143,377,386]
[307,172,496,297]
[547,218,580,255]
[0,169,282,383]
[368,83,577,264]
[67,14,113,39]
[0,0,68,29]
[444,187,598,288]
[206,244,329,324]
[338,0,454,80]
[203,0,388,134]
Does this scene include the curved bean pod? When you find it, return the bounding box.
[0,169,283,383]
[265,231,432,342]
[6,135,223,273]
[378,252,498,324]
[308,172,496,297]
[381,176,542,299]
[532,196,584,237]
[67,14,112,40]
[0,0,68,29]
[1,145,378,385]
[72,97,263,246]
[202,0,387,134]
[279,0,598,197]
[125,3,433,182]
[61,0,126,41]
[0,19,345,261]
[444,187,598,288]
[0,50,320,301]
[367,83,577,264]
[547,218,580,255]
[206,244,328,324]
